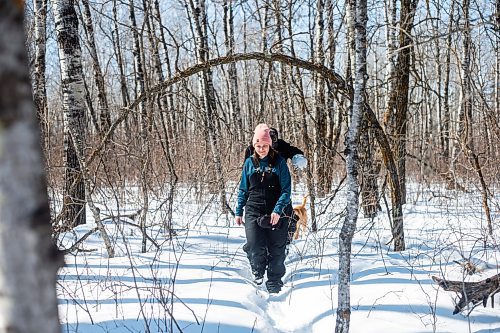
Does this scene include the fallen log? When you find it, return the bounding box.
[432,274,500,314]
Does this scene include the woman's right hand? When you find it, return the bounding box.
[235,216,243,226]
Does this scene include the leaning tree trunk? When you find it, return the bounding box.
[336,0,367,330]
[0,2,63,331]
[53,0,87,228]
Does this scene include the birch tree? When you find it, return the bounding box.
[336,0,367,329]
[53,0,87,228]
[0,2,63,331]
[32,0,48,150]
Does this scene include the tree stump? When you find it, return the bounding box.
[432,274,500,314]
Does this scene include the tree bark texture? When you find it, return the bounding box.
[433,274,500,315]
[0,2,63,331]
[383,0,418,204]
[53,0,87,228]
[336,0,367,330]
[32,0,48,151]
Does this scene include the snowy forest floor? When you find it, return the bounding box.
[56,183,500,333]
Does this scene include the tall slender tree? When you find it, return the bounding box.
[336,0,368,329]
[187,0,230,213]
[53,0,87,227]
[383,0,418,204]
[80,0,111,134]
[0,2,63,331]
[32,0,48,150]
[224,0,243,143]
[128,0,150,252]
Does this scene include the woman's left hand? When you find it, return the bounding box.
[270,212,280,226]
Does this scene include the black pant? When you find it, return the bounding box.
[243,212,289,282]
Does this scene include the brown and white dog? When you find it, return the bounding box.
[292,195,309,240]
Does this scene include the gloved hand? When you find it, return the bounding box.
[292,154,308,170]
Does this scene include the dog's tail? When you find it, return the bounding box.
[295,194,309,209]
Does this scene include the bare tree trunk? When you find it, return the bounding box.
[286,1,317,231]
[0,3,63,331]
[112,0,130,108]
[188,0,230,213]
[326,0,344,165]
[257,2,270,120]
[383,0,418,205]
[143,0,178,237]
[80,0,111,134]
[457,0,493,234]
[153,0,177,140]
[457,0,474,153]
[32,0,48,151]
[441,0,456,177]
[223,0,243,143]
[314,0,330,197]
[336,0,367,329]
[128,0,149,252]
[271,0,295,140]
[359,115,380,218]
[53,0,87,228]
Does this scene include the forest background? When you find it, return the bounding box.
[0,0,499,331]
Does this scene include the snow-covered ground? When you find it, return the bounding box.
[56,184,500,333]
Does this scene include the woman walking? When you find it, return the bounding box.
[235,124,293,293]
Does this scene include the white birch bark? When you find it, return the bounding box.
[32,0,48,150]
[336,0,367,330]
[384,0,397,112]
[0,3,63,331]
[53,0,87,227]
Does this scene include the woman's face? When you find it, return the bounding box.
[254,143,270,158]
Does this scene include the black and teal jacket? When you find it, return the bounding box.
[235,154,292,217]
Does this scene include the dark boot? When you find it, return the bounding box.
[266,279,283,294]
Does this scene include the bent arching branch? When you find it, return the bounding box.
[83,52,404,250]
